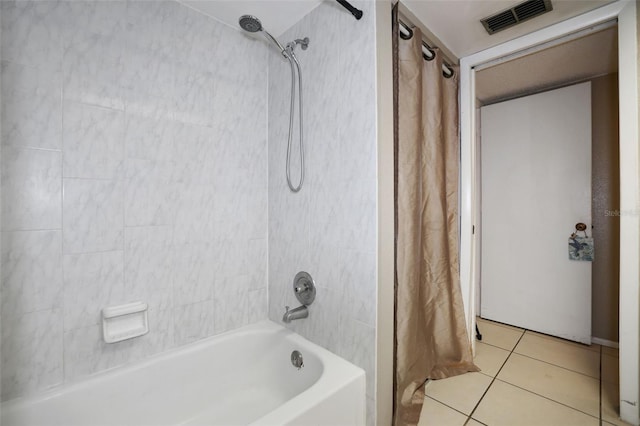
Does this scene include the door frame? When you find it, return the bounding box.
[459,2,639,425]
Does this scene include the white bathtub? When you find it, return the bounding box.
[1,321,366,426]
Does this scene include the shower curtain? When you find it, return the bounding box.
[393,8,479,426]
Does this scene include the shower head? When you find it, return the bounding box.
[239,15,262,33]
[238,14,287,56]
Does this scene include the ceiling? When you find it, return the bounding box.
[476,25,618,104]
[179,0,323,36]
[181,1,619,60]
[400,0,616,58]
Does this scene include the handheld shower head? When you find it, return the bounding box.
[238,14,287,56]
[239,15,262,33]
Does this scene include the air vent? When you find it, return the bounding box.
[481,0,553,35]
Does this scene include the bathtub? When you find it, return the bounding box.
[1,321,366,425]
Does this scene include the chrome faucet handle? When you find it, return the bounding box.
[293,272,316,306]
[285,305,289,313]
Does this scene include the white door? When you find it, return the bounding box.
[480,82,592,344]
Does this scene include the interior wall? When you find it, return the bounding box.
[591,73,620,342]
[266,2,378,425]
[0,0,268,401]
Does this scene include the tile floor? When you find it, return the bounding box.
[418,317,631,426]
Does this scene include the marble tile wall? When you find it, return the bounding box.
[266,2,378,425]
[0,0,268,401]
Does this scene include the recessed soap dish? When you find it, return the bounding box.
[102,302,149,344]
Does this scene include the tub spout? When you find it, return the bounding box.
[283,305,308,323]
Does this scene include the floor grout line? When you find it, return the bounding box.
[474,340,515,352]
[482,321,601,421]
[492,377,601,421]
[509,351,600,380]
[466,329,527,422]
[424,395,469,419]
[423,318,613,425]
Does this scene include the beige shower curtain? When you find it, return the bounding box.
[393,10,479,426]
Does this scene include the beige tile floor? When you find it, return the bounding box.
[418,317,632,426]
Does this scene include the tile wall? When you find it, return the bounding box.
[266,2,378,425]
[1,0,268,400]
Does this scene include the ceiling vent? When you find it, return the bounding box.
[481,0,553,35]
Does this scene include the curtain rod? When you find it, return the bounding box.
[336,0,363,20]
[399,20,454,78]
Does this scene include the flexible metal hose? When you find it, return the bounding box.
[284,48,304,193]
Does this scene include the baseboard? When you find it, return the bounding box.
[591,337,619,348]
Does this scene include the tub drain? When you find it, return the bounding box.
[291,350,304,370]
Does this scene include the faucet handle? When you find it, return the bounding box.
[285,305,289,313]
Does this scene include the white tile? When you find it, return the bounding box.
[307,287,347,355]
[124,226,174,311]
[173,300,215,346]
[124,115,179,162]
[63,178,124,254]
[63,0,127,40]
[1,60,61,97]
[63,250,124,330]
[246,238,268,291]
[213,275,249,334]
[1,60,62,150]
[63,32,127,110]
[0,1,65,69]
[124,159,177,227]
[1,146,62,230]
[172,184,216,240]
[1,230,63,317]
[171,242,215,306]
[2,90,62,150]
[63,324,137,381]
[308,242,344,292]
[343,249,377,327]
[0,309,63,400]
[247,288,268,324]
[62,102,125,179]
[63,307,172,383]
[125,0,194,68]
[142,307,175,357]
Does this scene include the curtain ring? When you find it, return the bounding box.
[422,47,435,61]
[399,24,413,40]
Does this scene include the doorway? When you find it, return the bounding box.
[459,2,639,424]
[475,25,618,346]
